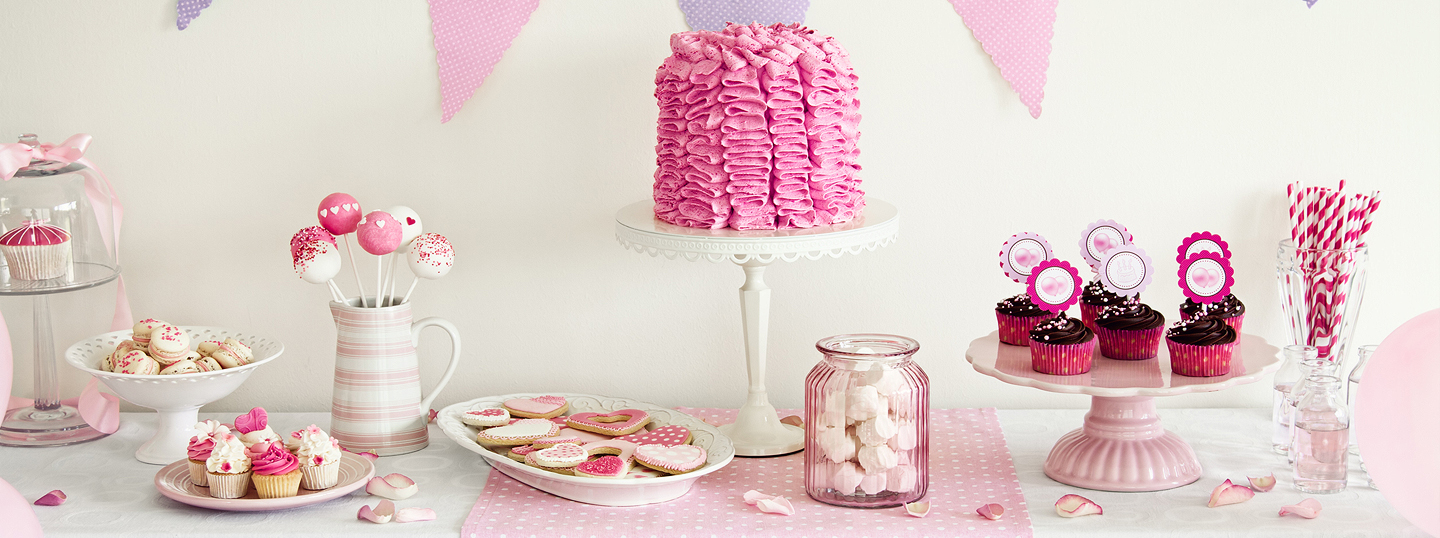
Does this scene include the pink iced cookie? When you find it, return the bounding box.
[531,443,587,468]
[356,211,402,255]
[582,439,639,462]
[532,434,583,449]
[634,444,707,475]
[317,193,362,235]
[574,455,630,479]
[502,396,569,419]
[624,466,667,479]
[566,409,652,436]
[615,425,691,446]
[476,418,560,446]
[555,426,613,444]
[461,408,509,428]
[506,444,538,462]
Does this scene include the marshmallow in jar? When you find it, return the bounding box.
[804,334,927,508]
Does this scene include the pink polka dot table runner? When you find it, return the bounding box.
[463,407,1032,538]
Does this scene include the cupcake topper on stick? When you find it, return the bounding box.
[318,192,368,306]
[1177,231,1231,263]
[1178,251,1234,304]
[402,232,453,304]
[1079,219,1133,271]
[999,232,1053,283]
[1097,245,1154,298]
[1026,259,1083,313]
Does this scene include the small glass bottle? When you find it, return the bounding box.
[1272,345,1318,454]
[1291,375,1349,494]
[1284,356,1338,463]
[1347,345,1377,455]
[805,334,927,508]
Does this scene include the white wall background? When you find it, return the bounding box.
[1,0,1435,414]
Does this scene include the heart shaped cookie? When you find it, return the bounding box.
[582,439,639,462]
[574,455,629,479]
[475,418,560,446]
[503,396,569,419]
[566,409,652,436]
[634,444,707,474]
[615,424,692,446]
[531,443,587,468]
[461,408,509,428]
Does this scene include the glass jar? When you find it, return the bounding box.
[804,334,927,508]
[1271,345,1318,454]
[1284,357,1339,464]
[1291,375,1349,494]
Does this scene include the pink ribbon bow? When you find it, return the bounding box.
[1,133,129,435]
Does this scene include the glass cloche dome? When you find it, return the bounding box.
[0,134,120,293]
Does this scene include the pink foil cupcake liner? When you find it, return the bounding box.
[1029,338,1096,375]
[1095,326,1164,360]
[1167,338,1239,377]
[1179,312,1245,334]
[1079,303,1104,330]
[996,312,1050,346]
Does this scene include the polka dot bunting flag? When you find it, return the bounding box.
[427,0,542,123]
[949,0,1059,119]
[176,0,214,31]
[678,0,811,32]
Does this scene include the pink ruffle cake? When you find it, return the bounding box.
[652,23,864,230]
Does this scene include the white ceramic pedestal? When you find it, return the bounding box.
[616,199,900,456]
[966,332,1280,491]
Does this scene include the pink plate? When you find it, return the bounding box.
[1355,310,1440,537]
[153,452,374,511]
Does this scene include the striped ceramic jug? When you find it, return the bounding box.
[329,296,461,456]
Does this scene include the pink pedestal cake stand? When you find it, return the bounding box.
[615,199,899,456]
[966,331,1280,492]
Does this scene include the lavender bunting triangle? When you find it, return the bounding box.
[176,0,214,30]
[678,0,810,32]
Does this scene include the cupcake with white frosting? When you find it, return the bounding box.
[205,433,252,499]
[294,424,344,489]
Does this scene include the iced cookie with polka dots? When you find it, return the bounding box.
[461,408,510,428]
[476,418,560,446]
[523,451,575,475]
[502,395,569,419]
[615,424,692,446]
[634,444,707,475]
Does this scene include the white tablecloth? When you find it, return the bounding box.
[0,410,1427,537]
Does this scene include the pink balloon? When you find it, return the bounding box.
[0,478,43,538]
[356,211,402,255]
[317,193,363,235]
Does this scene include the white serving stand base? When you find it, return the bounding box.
[966,332,1280,491]
[616,199,899,456]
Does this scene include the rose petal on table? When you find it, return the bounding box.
[905,501,931,518]
[396,507,438,523]
[367,473,419,500]
[33,490,66,506]
[780,415,804,428]
[1279,498,1322,519]
[428,409,438,423]
[340,445,380,461]
[1248,474,1276,493]
[742,490,776,505]
[1207,479,1255,507]
[1055,494,1103,517]
[977,503,1005,520]
[358,500,395,524]
[756,497,795,516]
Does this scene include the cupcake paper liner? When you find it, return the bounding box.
[0,243,70,281]
[187,459,209,487]
[1079,303,1104,330]
[300,461,340,490]
[1179,311,1245,334]
[253,470,303,499]
[1029,338,1097,375]
[1095,325,1164,360]
[1167,338,1239,377]
[996,311,1051,346]
[207,471,252,499]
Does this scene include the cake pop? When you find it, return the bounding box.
[381,206,424,305]
[289,226,336,259]
[402,233,453,304]
[357,211,402,307]
[293,240,344,302]
[317,192,368,306]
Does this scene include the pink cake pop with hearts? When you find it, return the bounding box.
[401,233,453,304]
[317,192,368,306]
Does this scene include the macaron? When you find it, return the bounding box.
[148,325,191,365]
[195,355,224,372]
[131,319,168,346]
[160,359,202,375]
[115,350,159,375]
[197,340,222,357]
[211,338,253,368]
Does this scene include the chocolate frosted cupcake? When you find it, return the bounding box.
[996,294,1054,346]
[1094,303,1166,360]
[1028,314,1096,375]
[1179,294,1246,333]
[1079,280,1138,330]
[1166,318,1239,377]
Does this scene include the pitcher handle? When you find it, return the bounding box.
[412,317,462,411]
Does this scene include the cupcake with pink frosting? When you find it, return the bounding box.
[247,441,302,499]
[233,407,281,448]
[0,218,71,280]
[205,433,252,499]
[293,424,344,489]
[186,420,230,486]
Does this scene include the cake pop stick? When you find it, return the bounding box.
[402,232,453,304]
[318,193,366,306]
[293,240,344,302]
[357,211,402,308]
[383,206,424,306]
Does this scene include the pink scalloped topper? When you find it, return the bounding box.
[1178,251,1234,303]
[1079,219,1133,270]
[1026,259,1083,313]
[1000,232,1054,283]
[1177,231,1231,263]
[1098,245,1153,297]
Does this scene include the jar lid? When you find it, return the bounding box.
[815,334,920,358]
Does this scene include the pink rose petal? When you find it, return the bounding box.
[396,507,438,523]
[428,409,438,423]
[358,500,396,524]
[977,502,1005,520]
[1055,494,1103,517]
[1279,498,1322,519]
[906,501,931,518]
[33,490,66,506]
[1248,473,1276,493]
[780,415,804,428]
[756,497,795,516]
[340,444,380,461]
[366,473,419,500]
[742,490,774,505]
[1207,479,1255,507]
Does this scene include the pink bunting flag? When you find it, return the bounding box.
[176,0,214,30]
[678,0,810,32]
[949,0,1059,119]
[427,0,541,123]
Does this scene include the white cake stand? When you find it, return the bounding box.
[966,331,1280,491]
[616,199,899,456]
